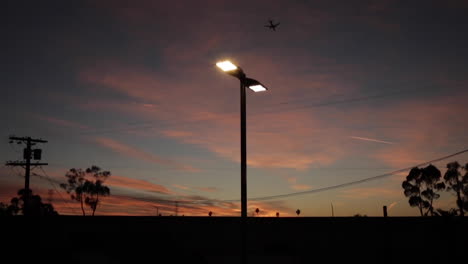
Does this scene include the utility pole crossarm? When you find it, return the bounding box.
[9,136,48,143]
[6,135,48,216]
[6,161,48,166]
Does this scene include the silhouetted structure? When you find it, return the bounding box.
[6,136,48,216]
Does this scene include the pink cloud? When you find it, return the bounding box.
[349,136,395,145]
[36,115,89,130]
[371,95,468,169]
[77,59,353,170]
[94,137,199,172]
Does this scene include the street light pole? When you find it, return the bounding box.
[216,60,267,219]
[216,60,268,264]
[240,80,247,218]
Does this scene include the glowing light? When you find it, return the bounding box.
[248,84,267,92]
[216,60,238,72]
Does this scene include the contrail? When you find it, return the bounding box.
[388,201,398,210]
[223,148,468,202]
[349,136,395,145]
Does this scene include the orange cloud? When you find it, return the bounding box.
[339,187,401,199]
[172,184,190,190]
[388,201,398,210]
[291,184,313,191]
[107,175,172,195]
[194,187,219,193]
[282,176,312,191]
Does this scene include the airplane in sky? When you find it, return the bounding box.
[264,19,280,31]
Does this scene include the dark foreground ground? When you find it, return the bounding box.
[4,216,467,263]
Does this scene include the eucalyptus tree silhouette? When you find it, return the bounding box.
[444,161,468,216]
[421,164,445,216]
[60,165,111,216]
[402,164,445,216]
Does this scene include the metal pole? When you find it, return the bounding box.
[240,80,247,264]
[24,137,32,216]
[240,80,247,218]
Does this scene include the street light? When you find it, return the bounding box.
[216,60,268,219]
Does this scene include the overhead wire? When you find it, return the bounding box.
[32,166,79,215]
[222,148,468,202]
[63,88,410,136]
[25,149,468,214]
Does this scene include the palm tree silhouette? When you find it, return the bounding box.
[296,209,301,216]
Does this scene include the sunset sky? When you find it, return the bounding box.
[2,0,468,216]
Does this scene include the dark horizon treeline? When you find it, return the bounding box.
[0,188,58,216]
[1,162,467,217]
[402,161,468,217]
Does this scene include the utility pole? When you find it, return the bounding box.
[6,136,48,216]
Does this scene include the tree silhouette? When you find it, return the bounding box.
[1,189,58,216]
[276,212,279,217]
[208,211,212,217]
[435,208,458,217]
[60,165,111,216]
[420,164,445,216]
[296,209,301,216]
[255,208,260,216]
[443,162,468,216]
[0,202,19,216]
[402,165,445,216]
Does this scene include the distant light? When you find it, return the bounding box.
[216,60,238,72]
[248,84,267,92]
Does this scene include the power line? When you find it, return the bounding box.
[222,148,468,202]
[32,167,79,215]
[60,88,416,137]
